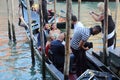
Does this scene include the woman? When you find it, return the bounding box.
[89,2,116,50]
[49,23,61,40]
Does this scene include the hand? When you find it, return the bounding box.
[84,47,90,51]
[89,11,94,15]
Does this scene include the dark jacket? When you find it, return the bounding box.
[50,40,65,68]
[37,29,49,47]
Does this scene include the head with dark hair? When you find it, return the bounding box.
[51,23,57,30]
[71,15,77,25]
[71,15,77,22]
[90,25,101,35]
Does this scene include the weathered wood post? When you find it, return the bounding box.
[103,0,108,65]
[26,0,35,66]
[64,0,72,79]
[6,0,12,41]
[115,0,119,25]
[11,0,16,43]
[38,0,46,80]
[114,0,119,48]
[54,0,57,24]
[78,0,81,21]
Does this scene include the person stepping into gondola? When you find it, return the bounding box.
[70,25,101,77]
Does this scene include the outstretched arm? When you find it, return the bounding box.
[89,11,104,22]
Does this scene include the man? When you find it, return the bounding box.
[49,33,65,71]
[37,23,50,47]
[70,25,101,76]
[71,15,84,33]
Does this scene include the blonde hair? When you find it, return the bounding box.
[97,2,111,15]
[97,2,104,13]
[32,4,39,11]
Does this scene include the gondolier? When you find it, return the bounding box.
[70,25,101,77]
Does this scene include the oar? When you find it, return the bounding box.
[38,0,46,80]
[11,0,16,44]
[78,0,81,21]
[102,0,108,65]
[26,0,35,66]
[6,0,12,41]
[64,0,72,79]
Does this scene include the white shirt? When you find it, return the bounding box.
[74,21,84,33]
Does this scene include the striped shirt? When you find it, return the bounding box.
[70,27,91,50]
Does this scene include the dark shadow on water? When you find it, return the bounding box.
[30,66,36,76]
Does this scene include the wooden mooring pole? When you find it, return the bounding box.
[39,0,46,80]
[115,0,119,26]
[26,0,35,66]
[6,0,12,41]
[103,0,108,65]
[11,0,16,43]
[114,0,119,48]
[64,0,72,79]
[78,0,81,21]
[54,0,57,24]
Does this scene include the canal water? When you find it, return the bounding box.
[0,0,54,80]
[0,0,120,80]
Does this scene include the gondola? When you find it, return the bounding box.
[20,0,120,80]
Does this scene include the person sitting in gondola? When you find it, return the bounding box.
[48,9,54,20]
[31,4,54,22]
[37,23,50,50]
[49,33,75,73]
[49,23,61,40]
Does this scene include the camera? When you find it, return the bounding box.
[84,42,93,49]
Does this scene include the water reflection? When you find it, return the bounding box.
[0,38,54,80]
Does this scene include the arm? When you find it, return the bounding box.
[89,12,104,22]
[79,40,89,51]
[90,11,99,16]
